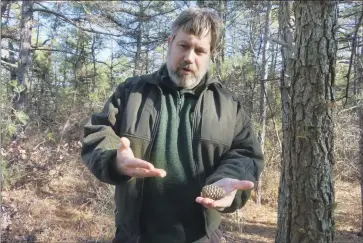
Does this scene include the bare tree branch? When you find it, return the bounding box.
[31,47,81,56]
[337,104,362,114]
[1,59,17,68]
[339,43,363,51]
[339,4,363,19]
[269,37,291,47]
[101,2,178,20]
[1,33,19,41]
[33,3,125,38]
[0,48,18,54]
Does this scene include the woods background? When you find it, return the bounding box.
[1,1,363,243]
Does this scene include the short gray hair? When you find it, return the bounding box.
[171,7,222,54]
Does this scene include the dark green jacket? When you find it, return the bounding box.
[81,66,264,242]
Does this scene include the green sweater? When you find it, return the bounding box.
[139,78,206,242]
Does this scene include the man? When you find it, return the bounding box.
[81,7,264,243]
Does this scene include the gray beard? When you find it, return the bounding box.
[166,62,201,89]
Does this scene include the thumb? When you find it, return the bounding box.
[118,137,133,156]
[120,137,130,149]
[233,180,254,190]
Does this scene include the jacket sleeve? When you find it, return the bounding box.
[205,102,264,213]
[81,81,131,185]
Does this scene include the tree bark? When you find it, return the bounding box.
[134,2,144,76]
[1,0,12,18]
[276,1,338,243]
[14,0,33,111]
[276,2,294,240]
[110,39,115,88]
[214,0,227,81]
[91,34,97,93]
[197,0,208,8]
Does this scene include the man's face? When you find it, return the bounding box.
[166,28,212,89]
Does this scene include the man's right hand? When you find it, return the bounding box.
[115,137,167,178]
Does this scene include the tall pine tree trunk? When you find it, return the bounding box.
[276,1,338,242]
[14,0,33,111]
[276,2,294,239]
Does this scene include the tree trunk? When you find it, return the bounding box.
[110,39,115,88]
[256,1,271,206]
[197,0,207,8]
[353,13,358,96]
[275,1,338,243]
[134,3,144,76]
[1,0,12,18]
[276,2,294,240]
[8,41,17,82]
[62,52,67,88]
[214,0,227,81]
[14,0,33,111]
[267,42,282,150]
[145,25,150,74]
[91,34,97,93]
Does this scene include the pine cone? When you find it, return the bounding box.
[201,184,227,200]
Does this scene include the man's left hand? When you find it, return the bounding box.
[195,178,254,211]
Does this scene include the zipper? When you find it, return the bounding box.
[192,86,210,239]
[176,91,182,113]
[192,86,209,187]
[146,86,162,161]
[192,86,209,138]
[136,86,162,241]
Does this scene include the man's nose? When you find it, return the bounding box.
[184,50,195,64]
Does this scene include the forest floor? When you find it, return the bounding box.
[1,127,362,243]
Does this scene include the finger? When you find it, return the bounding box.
[120,137,130,148]
[128,168,166,178]
[233,180,254,190]
[153,168,167,177]
[139,168,166,178]
[195,198,213,208]
[124,158,155,170]
[118,137,133,157]
[195,197,226,209]
[195,197,215,206]
[125,160,166,177]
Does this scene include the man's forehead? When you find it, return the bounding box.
[175,28,211,42]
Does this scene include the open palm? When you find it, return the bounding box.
[195,178,254,211]
[116,137,166,178]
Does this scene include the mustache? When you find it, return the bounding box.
[178,63,194,72]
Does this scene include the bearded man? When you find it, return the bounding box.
[81,7,264,243]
